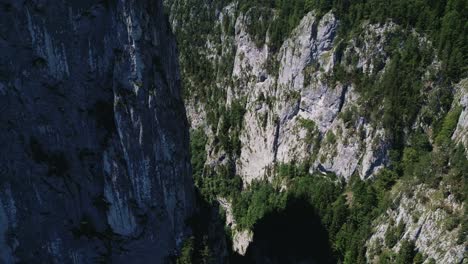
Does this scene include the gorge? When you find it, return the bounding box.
[0,0,467,263]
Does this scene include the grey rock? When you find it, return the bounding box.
[453,79,468,154]
[366,185,465,264]
[0,1,193,263]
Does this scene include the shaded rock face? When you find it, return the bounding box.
[0,0,193,263]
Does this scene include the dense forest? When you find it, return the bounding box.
[239,0,467,79]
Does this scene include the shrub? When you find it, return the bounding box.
[326,131,337,145]
[435,106,462,146]
[177,237,195,264]
[396,240,416,264]
[385,221,405,248]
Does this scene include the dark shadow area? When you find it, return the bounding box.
[232,198,336,264]
[169,189,231,264]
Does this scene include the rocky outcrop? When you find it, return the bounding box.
[182,8,391,185]
[453,78,468,154]
[366,185,465,263]
[0,1,193,263]
[217,198,253,255]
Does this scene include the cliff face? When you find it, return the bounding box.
[231,12,392,184]
[0,1,193,263]
[169,5,391,185]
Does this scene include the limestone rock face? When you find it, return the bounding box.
[0,1,193,263]
[166,5,393,254]
[218,198,253,255]
[166,1,466,260]
[453,79,468,154]
[366,185,465,264]
[180,9,390,186]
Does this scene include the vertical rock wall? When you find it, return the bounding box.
[0,0,193,262]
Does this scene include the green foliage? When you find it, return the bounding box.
[298,118,320,150]
[385,221,405,248]
[233,182,287,229]
[242,7,274,47]
[328,176,384,263]
[398,120,467,199]
[234,0,467,82]
[229,164,396,263]
[230,169,344,232]
[457,207,468,245]
[277,162,310,179]
[196,165,242,203]
[379,250,397,264]
[325,131,336,145]
[437,0,468,79]
[402,147,419,172]
[199,240,212,264]
[238,0,312,51]
[444,215,461,231]
[218,98,247,157]
[171,0,466,167]
[339,106,357,127]
[413,252,425,264]
[190,127,243,205]
[435,106,462,146]
[190,129,208,180]
[396,240,417,264]
[171,1,468,263]
[401,132,432,177]
[177,237,195,264]
[361,35,430,154]
[373,169,397,201]
[189,139,464,263]
[174,234,213,264]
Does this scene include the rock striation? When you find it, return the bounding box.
[0,0,193,263]
[366,185,465,263]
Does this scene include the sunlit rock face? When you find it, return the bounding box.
[453,79,468,153]
[165,1,466,262]
[0,0,194,262]
[169,6,391,186]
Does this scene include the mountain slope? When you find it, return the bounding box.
[166,0,467,263]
